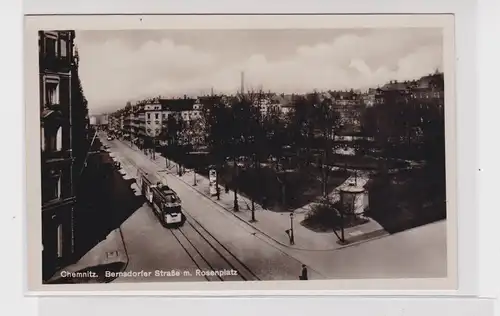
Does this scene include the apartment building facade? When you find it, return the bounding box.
[39,30,76,281]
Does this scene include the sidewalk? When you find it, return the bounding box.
[126,143,389,251]
[47,228,128,284]
[48,141,131,284]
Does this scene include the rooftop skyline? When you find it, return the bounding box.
[74,28,444,115]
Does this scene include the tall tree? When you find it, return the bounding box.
[124,101,132,112]
[71,46,90,177]
[308,92,341,197]
[202,96,232,200]
[288,95,315,167]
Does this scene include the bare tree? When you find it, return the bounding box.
[308,92,342,197]
[202,96,231,200]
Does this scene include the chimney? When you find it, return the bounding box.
[241,71,245,94]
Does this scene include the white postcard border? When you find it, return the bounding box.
[24,14,458,295]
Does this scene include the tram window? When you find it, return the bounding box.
[165,194,178,203]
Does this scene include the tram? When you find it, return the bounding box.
[136,169,185,227]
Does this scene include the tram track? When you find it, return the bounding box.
[168,227,216,282]
[107,141,259,282]
[182,211,260,281]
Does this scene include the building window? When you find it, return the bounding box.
[44,172,61,202]
[45,128,58,153]
[147,113,151,119]
[162,113,166,118]
[155,113,159,119]
[55,127,63,151]
[41,127,45,151]
[45,80,59,105]
[57,224,63,258]
[45,36,57,57]
[60,39,67,57]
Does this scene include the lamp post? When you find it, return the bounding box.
[250,153,256,222]
[233,156,239,212]
[152,136,156,160]
[289,212,295,245]
[153,128,160,160]
[215,163,221,201]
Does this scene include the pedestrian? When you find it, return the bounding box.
[299,264,308,280]
[225,182,229,193]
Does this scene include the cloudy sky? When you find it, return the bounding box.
[74,28,443,114]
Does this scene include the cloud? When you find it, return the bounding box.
[76,29,443,113]
[76,37,217,110]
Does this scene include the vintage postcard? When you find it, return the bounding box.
[24,14,457,294]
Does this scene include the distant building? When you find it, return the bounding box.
[375,72,444,109]
[330,90,363,134]
[275,94,297,115]
[361,89,377,107]
[117,96,205,148]
[100,114,108,125]
[158,97,202,146]
[144,103,163,139]
[108,115,120,132]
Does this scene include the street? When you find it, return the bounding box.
[104,135,319,282]
[100,134,447,282]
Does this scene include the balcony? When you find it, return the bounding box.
[41,104,66,125]
[44,103,63,112]
[41,149,72,164]
[40,54,73,73]
[41,196,76,213]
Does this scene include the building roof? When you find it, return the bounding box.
[381,81,409,91]
[417,73,444,90]
[198,95,223,103]
[329,90,358,100]
[379,72,444,92]
[159,98,197,112]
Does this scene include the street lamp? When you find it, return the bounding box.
[250,153,256,222]
[152,134,156,160]
[289,212,295,245]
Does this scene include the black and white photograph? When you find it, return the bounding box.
[25,15,457,292]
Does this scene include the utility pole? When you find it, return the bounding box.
[250,154,256,222]
[233,156,239,212]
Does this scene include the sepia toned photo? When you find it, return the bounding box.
[25,15,457,293]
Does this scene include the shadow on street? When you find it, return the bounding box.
[72,138,144,266]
